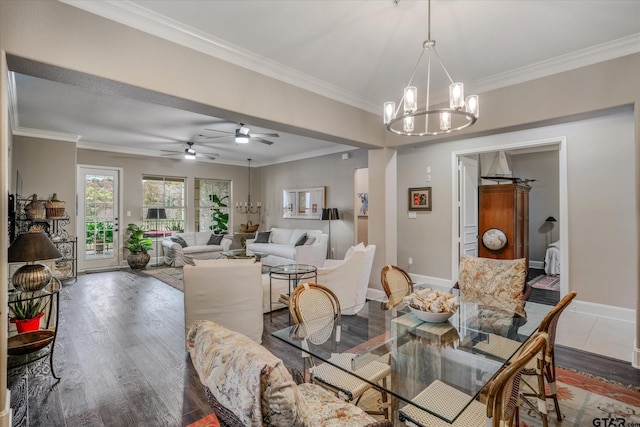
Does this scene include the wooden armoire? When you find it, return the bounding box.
[478,183,530,264]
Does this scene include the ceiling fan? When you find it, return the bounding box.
[161,141,218,160]
[200,123,279,145]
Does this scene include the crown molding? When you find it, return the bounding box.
[467,34,640,96]
[59,0,376,113]
[13,126,81,143]
[56,2,640,114]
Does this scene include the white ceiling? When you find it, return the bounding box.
[10,0,640,166]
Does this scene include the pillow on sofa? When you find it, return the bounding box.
[294,233,308,246]
[171,235,188,248]
[254,231,271,244]
[207,234,224,245]
[304,236,316,245]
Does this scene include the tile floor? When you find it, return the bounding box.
[556,309,636,363]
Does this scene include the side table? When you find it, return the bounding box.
[7,278,61,381]
[269,264,317,322]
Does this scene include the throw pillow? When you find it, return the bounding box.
[170,235,188,248]
[254,231,271,244]
[207,234,224,245]
[303,236,316,245]
[294,233,308,246]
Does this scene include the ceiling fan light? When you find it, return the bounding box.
[235,135,250,143]
[239,125,250,135]
[184,147,196,159]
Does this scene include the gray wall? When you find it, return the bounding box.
[257,149,368,259]
[397,110,637,309]
[511,150,560,263]
[12,136,77,235]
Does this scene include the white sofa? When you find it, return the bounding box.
[162,231,232,267]
[246,227,328,268]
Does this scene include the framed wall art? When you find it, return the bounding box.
[408,187,432,211]
[283,187,326,219]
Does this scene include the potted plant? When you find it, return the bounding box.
[9,297,49,333]
[125,223,153,269]
[209,194,229,234]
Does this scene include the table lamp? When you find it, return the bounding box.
[8,230,62,291]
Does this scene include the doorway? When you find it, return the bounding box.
[77,166,122,271]
[354,168,369,245]
[452,137,568,296]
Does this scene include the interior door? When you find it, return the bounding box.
[458,156,479,258]
[77,166,120,271]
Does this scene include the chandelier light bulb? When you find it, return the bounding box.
[384,102,396,124]
[440,111,451,131]
[403,116,414,133]
[404,86,418,113]
[449,83,464,109]
[466,95,479,117]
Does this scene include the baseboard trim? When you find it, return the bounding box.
[569,299,636,323]
[529,260,544,269]
[0,390,12,427]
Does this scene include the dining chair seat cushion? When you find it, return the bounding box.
[399,380,485,427]
[311,352,391,401]
[458,254,527,300]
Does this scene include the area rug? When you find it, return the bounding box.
[141,267,184,292]
[186,413,220,427]
[356,366,639,426]
[528,274,560,291]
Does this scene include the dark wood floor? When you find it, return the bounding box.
[8,269,639,426]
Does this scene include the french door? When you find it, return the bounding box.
[77,166,121,271]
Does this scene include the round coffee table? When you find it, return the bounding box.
[269,264,317,321]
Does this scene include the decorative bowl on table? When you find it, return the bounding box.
[404,288,459,323]
[409,306,455,323]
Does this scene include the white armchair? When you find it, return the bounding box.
[317,244,376,315]
[183,258,263,344]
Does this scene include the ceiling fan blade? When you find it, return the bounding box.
[203,128,235,135]
[250,133,279,138]
[199,154,218,160]
[253,137,274,145]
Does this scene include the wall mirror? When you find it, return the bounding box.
[283,187,326,219]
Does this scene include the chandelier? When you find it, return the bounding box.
[235,158,261,214]
[383,0,479,136]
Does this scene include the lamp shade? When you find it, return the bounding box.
[545,216,557,222]
[146,208,167,220]
[8,231,62,292]
[8,231,62,263]
[321,208,340,221]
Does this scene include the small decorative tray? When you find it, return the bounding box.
[8,330,55,355]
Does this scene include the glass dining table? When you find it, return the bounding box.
[271,283,553,425]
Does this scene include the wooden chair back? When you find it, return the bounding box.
[537,291,577,354]
[486,332,548,426]
[381,265,413,307]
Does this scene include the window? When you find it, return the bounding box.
[142,176,186,233]
[195,178,231,233]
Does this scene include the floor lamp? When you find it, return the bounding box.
[147,208,167,266]
[321,208,339,259]
[545,216,557,246]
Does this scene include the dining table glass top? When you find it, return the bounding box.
[271,283,553,424]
